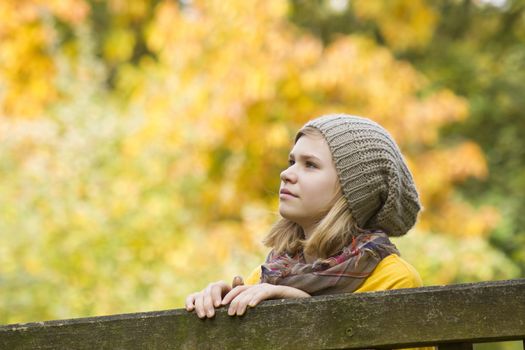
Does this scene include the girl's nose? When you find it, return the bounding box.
[280,166,297,183]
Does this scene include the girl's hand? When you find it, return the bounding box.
[221,283,310,316]
[185,276,245,319]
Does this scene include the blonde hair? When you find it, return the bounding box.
[262,127,364,259]
[263,195,363,258]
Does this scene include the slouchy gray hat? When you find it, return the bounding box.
[297,114,421,236]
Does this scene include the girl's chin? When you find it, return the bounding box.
[278,207,290,219]
[278,208,300,223]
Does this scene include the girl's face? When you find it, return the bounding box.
[279,134,341,229]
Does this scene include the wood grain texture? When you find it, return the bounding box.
[1,279,524,350]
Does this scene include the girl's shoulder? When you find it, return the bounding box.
[355,254,423,293]
[245,265,263,285]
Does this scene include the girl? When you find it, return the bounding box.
[185,113,422,319]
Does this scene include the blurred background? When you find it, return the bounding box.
[1,0,524,335]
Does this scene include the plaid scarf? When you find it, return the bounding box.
[260,231,399,296]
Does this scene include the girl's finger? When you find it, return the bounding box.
[232,275,244,288]
[211,284,225,307]
[248,285,276,307]
[229,290,254,316]
[194,293,206,319]
[248,292,264,307]
[235,295,251,316]
[227,300,236,316]
[221,285,249,305]
[227,292,245,316]
[203,291,215,318]
[185,293,196,311]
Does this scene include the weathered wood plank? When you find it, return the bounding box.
[1,279,524,350]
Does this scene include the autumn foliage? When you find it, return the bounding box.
[0,0,519,324]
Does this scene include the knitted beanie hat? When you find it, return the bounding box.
[296,114,421,236]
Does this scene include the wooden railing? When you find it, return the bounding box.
[1,279,524,349]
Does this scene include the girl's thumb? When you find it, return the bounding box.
[232,275,244,288]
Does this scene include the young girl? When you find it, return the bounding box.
[185,113,422,319]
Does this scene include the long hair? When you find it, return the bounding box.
[262,127,364,259]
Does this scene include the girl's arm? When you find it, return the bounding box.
[221,283,310,316]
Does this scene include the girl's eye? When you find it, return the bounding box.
[306,161,317,168]
[288,159,295,166]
